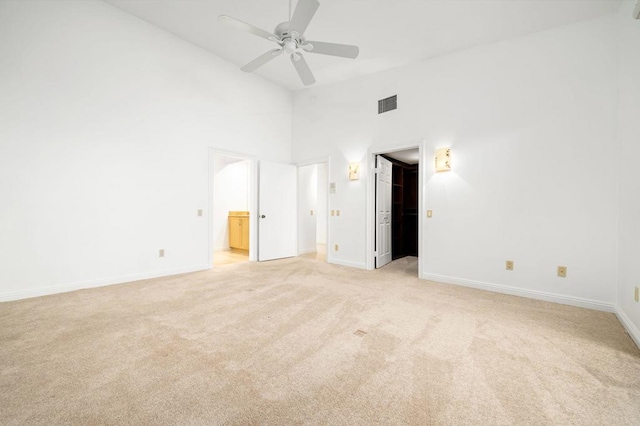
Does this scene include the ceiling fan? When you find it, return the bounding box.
[218,0,359,86]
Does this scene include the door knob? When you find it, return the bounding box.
[261,215,266,218]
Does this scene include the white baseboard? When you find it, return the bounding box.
[0,264,210,303]
[615,307,640,349]
[330,258,367,270]
[422,273,615,313]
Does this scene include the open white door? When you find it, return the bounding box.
[259,161,297,261]
[376,155,392,268]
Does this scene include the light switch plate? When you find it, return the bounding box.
[427,210,433,218]
[336,210,340,216]
[197,209,203,217]
[159,249,165,258]
[506,260,514,271]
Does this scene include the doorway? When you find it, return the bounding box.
[297,162,328,262]
[384,154,418,260]
[210,152,253,266]
[369,146,422,276]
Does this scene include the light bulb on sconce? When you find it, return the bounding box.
[349,162,360,180]
[435,148,451,172]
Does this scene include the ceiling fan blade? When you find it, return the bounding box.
[289,0,320,35]
[241,49,282,72]
[218,15,279,42]
[290,53,316,86]
[303,41,359,59]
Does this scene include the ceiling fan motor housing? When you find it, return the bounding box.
[275,22,306,55]
[274,22,295,40]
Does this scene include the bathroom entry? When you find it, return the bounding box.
[212,154,251,266]
[297,162,328,261]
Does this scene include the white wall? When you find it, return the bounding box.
[616,1,640,344]
[293,14,619,309]
[0,0,292,300]
[298,164,318,253]
[213,157,250,250]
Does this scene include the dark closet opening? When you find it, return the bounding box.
[382,155,418,260]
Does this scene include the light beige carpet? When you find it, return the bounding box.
[1,256,639,425]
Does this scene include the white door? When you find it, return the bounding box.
[259,161,297,261]
[376,155,392,268]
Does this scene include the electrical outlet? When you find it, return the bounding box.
[635,286,639,302]
[557,266,567,278]
[334,244,339,251]
[159,249,165,258]
[506,260,514,271]
[427,210,433,218]
[197,209,203,217]
[336,210,340,216]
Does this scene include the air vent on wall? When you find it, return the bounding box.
[378,95,397,114]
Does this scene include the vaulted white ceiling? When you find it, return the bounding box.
[105,0,622,91]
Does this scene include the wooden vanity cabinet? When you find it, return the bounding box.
[228,211,249,251]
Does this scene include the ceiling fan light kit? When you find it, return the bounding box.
[219,0,359,86]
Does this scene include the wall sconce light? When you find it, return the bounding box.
[349,162,360,180]
[435,148,451,172]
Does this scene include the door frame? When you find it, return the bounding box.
[365,141,424,277]
[296,156,331,263]
[208,148,258,266]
